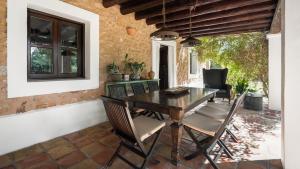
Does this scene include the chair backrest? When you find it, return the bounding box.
[131,83,146,95]
[147,81,159,92]
[101,96,139,143]
[203,68,228,89]
[108,84,128,99]
[207,92,246,147]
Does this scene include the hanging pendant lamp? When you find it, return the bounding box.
[180,4,201,47]
[150,0,179,41]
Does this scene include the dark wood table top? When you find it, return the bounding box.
[126,87,218,113]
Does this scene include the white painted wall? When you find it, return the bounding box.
[267,33,282,111]
[282,0,300,168]
[0,100,106,155]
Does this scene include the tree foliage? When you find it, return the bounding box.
[195,32,269,96]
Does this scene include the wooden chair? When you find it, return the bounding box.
[195,101,240,142]
[182,93,246,169]
[108,84,128,99]
[108,84,144,116]
[131,83,146,95]
[147,81,159,92]
[101,96,165,169]
[131,83,164,120]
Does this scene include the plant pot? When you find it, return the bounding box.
[148,70,155,80]
[130,73,141,80]
[110,73,122,82]
[123,74,130,81]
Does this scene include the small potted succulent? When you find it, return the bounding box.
[106,62,122,81]
[129,61,145,80]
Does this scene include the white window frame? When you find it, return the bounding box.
[188,48,200,79]
[7,0,100,98]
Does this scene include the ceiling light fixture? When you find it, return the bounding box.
[180,1,201,47]
[150,0,179,41]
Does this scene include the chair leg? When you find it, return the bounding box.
[217,140,234,159]
[225,128,238,143]
[232,124,239,131]
[104,144,122,168]
[204,152,219,169]
[141,130,162,169]
[157,112,165,120]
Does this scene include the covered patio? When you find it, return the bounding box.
[0,0,296,169]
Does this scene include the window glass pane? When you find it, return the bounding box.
[30,16,53,45]
[61,25,78,48]
[190,52,198,74]
[60,48,78,73]
[30,47,53,74]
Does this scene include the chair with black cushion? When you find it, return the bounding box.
[182,93,246,169]
[131,83,164,120]
[101,96,165,169]
[203,68,232,103]
[147,81,159,92]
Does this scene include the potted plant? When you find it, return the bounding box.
[129,61,145,80]
[106,62,122,81]
[234,78,249,95]
[122,54,133,81]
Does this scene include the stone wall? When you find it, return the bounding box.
[0,0,156,116]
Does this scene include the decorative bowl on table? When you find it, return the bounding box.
[162,87,190,95]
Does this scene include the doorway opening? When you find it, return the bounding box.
[159,45,169,90]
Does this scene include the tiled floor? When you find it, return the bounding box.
[0,100,282,169]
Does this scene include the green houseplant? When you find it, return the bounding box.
[129,61,145,80]
[106,62,122,81]
[234,78,249,95]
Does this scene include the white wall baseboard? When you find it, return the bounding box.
[0,99,106,155]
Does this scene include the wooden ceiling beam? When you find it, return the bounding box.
[171,11,274,31]
[156,2,276,28]
[180,24,269,37]
[177,19,272,34]
[120,0,174,15]
[146,0,274,25]
[103,0,131,8]
[182,28,266,38]
[135,0,221,20]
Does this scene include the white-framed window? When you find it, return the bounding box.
[7,0,99,98]
[188,48,200,79]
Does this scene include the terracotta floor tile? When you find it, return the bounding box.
[80,142,107,157]
[0,155,13,168]
[98,134,120,148]
[11,145,43,162]
[0,166,16,169]
[15,153,49,169]
[68,159,99,169]
[41,138,70,150]
[237,160,267,169]
[268,159,283,169]
[47,144,75,160]
[56,151,86,168]
[70,135,94,148]
[64,132,83,142]
[91,147,114,166]
[27,162,58,169]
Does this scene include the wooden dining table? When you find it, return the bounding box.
[125,87,218,165]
